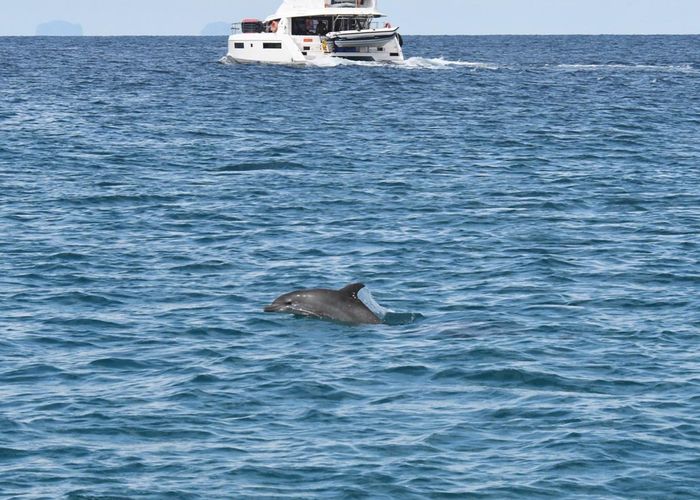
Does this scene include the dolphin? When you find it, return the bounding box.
[264,283,387,325]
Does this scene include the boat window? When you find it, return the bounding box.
[291,16,372,36]
[234,42,244,49]
[263,42,283,49]
[331,16,372,32]
[327,0,375,7]
[241,19,263,33]
[291,17,333,36]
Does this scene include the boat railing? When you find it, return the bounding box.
[331,21,391,31]
[326,0,377,7]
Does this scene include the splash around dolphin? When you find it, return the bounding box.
[264,283,389,325]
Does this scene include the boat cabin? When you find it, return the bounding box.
[227,0,403,64]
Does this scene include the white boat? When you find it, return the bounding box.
[227,0,404,64]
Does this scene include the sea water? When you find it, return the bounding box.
[1,36,699,498]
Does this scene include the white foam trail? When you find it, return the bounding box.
[555,63,697,73]
[305,55,499,70]
[402,57,499,70]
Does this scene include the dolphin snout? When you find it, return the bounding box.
[264,303,281,313]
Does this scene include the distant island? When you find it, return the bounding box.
[200,22,231,36]
[36,20,83,36]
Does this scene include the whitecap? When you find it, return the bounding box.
[218,55,236,65]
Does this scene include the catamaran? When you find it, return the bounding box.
[227,0,404,64]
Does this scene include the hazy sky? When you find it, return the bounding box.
[2,0,699,36]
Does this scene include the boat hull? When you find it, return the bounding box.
[226,34,307,64]
[227,32,403,64]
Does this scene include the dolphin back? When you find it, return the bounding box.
[265,283,387,325]
[338,283,388,323]
[338,283,366,298]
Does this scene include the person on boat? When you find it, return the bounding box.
[268,19,279,33]
[316,21,329,36]
[305,18,315,35]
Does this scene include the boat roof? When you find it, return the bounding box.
[266,0,384,22]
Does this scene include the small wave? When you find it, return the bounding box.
[216,161,304,172]
[2,364,64,382]
[45,317,128,329]
[285,381,362,401]
[48,291,124,307]
[30,336,96,349]
[0,447,30,459]
[183,327,246,338]
[383,312,425,325]
[190,374,222,384]
[402,57,499,70]
[297,409,338,422]
[378,365,431,376]
[264,362,304,376]
[369,393,411,405]
[0,416,22,430]
[431,367,594,393]
[48,252,90,261]
[62,194,178,206]
[89,358,149,370]
[170,260,232,272]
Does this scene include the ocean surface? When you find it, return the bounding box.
[1,35,699,498]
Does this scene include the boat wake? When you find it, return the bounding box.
[402,57,499,70]
[554,63,698,74]
[219,52,497,70]
[220,54,697,74]
[303,55,499,70]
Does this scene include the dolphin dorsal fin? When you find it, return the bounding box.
[339,283,366,299]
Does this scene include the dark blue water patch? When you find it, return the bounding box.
[1,364,65,383]
[1,34,700,498]
[43,317,131,330]
[0,447,32,461]
[44,291,126,307]
[215,161,306,172]
[88,358,151,370]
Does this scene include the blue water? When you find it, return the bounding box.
[1,35,700,498]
